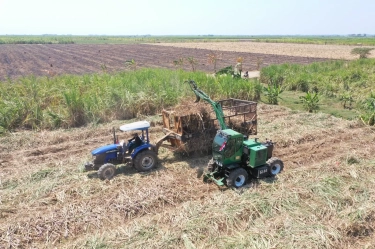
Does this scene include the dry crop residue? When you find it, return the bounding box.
[151,42,375,60]
[1,104,375,248]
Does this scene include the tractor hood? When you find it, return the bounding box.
[92,144,118,155]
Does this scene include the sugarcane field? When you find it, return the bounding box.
[1,38,375,248]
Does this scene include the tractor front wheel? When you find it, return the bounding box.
[134,150,157,172]
[267,157,284,176]
[226,168,248,188]
[98,163,116,180]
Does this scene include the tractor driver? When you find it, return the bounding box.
[125,133,143,153]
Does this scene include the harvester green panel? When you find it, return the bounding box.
[243,139,258,147]
[249,145,267,167]
[222,129,241,136]
[243,139,268,168]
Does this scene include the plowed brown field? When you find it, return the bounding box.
[0,43,332,80]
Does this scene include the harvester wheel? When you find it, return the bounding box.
[226,168,248,188]
[98,163,116,180]
[134,150,157,172]
[267,157,284,176]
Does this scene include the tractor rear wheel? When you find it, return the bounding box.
[134,150,157,172]
[226,168,248,188]
[267,157,284,176]
[98,163,116,180]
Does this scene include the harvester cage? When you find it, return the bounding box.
[156,98,257,154]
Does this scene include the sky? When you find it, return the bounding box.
[0,0,374,36]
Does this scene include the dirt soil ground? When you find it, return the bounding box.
[0,44,330,80]
[1,104,375,248]
[152,42,375,60]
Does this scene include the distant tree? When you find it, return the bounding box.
[173,57,184,69]
[125,59,137,70]
[351,47,374,59]
[207,52,222,73]
[187,57,197,72]
[101,63,108,73]
[256,57,263,70]
[234,57,243,76]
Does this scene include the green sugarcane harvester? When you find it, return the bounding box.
[187,80,284,188]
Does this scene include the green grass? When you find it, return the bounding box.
[252,36,375,46]
[0,35,74,44]
[276,91,358,120]
[0,69,262,133]
[260,59,375,122]
[1,35,374,45]
[1,58,374,134]
[0,35,253,45]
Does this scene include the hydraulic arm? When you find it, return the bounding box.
[187,80,228,130]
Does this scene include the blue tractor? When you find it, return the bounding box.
[84,121,158,180]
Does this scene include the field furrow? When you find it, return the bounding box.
[1,104,374,248]
[0,44,330,80]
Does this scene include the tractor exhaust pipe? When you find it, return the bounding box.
[113,127,119,144]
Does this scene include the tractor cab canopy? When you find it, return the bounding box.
[120,121,150,132]
[120,121,151,143]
